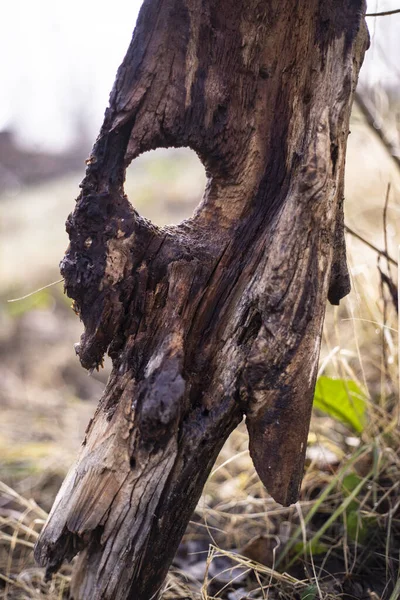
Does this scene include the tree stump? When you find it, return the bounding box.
[34,1,369,598]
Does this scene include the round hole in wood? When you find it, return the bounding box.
[125,147,207,227]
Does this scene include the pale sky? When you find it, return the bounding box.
[0,0,399,151]
[0,0,143,150]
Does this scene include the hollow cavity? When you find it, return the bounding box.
[125,147,206,226]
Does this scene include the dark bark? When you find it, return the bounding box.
[34,1,369,599]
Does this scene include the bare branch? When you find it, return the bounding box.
[345,225,398,267]
[355,91,400,173]
[366,9,400,17]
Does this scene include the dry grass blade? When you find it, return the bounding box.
[0,481,71,600]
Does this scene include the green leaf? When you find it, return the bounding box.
[293,539,329,556]
[346,508,368,543]
[341,476,376,544]
[342,473,363,494]
[301,585,318,600]
[313,376,366,433]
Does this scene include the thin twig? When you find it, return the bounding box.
[355,91,400,174]
[379,267,398,314]
[383,183,392,277]
[379,183,397,314]
[345,225,398,267]
[380,184,398,308]
[380,262,389,398]
[366,9,400,17]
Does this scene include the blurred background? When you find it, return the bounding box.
[1,1,400,599]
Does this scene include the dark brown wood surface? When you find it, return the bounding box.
[34,1,369,598]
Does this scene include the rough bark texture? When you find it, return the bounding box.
[34,1,369,599]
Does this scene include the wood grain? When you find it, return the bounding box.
[34,1,369,598]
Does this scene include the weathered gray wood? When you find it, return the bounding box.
[34,1,369,598]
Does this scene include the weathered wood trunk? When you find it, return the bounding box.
[34,1,369,598]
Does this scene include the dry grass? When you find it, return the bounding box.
[0,481,70,599]
[2,410,400,599]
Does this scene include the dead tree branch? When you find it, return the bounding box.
[34,1,369,598]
